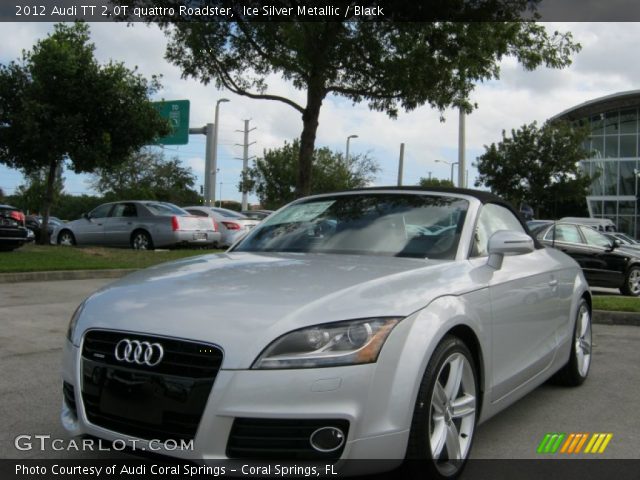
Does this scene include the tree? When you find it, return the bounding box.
[475,121,591,218]
[92,149,201,206]
[0,22,169,242]
[13,167,65,215]
[242,139,379,210]
[125,2,580,196]
[419,178,455,188]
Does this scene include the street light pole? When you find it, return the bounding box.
[434,159,459,186]
[346,134,358,164]
[210,98,229,205]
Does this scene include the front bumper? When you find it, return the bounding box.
[61,338,411,465]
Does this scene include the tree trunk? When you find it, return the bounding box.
[39,159,58,245]
[296,81,325,197]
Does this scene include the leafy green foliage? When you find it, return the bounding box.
[128,2,580,195]
[475,121,591,218]
[241,139,379,210]
[0,22,169,241]
[418,178,455,188]
[92,149,201,206]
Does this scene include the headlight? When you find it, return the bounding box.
[66,301,86,344]
[252,317,401,369]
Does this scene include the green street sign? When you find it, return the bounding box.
[153,100,190,145]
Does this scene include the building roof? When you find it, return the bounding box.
[551,89,640,122]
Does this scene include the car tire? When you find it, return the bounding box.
[57,230,76,246]
[553,298,591,387]
[131,230,153,251]
[405,335,478,480]
[621,266,640,297]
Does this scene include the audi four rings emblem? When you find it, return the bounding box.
[114,339,164,366]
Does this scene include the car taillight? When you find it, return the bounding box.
[222,221,241,230]
[172,216,180,231]
[211,218,218,231]
[10,211,25,225]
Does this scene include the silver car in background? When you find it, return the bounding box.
[62,188,591,478]
[51,201,220,249]
[184,206,260,247]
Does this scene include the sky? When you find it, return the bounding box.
[1,22,639,206]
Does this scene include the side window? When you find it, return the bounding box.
[543,224,582,244]
[111,203,138,218]
[472,203,526,257]
[580,226,612,248]
[89,204,113,219]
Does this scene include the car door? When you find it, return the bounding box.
[540,223,598,281]
[578,225,627,288]
[75,203,113,245]
[103,203,139,246]
[472,204,569,403]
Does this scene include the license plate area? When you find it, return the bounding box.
[192,232,207,240]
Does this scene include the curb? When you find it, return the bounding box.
[0,269,136,284]
[592,309,640,327]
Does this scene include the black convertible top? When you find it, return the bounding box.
[347,186,504,203]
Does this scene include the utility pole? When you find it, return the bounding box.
[458,107,466,188]
[397,143,405,186]
[236,119,257,211]
[203,123,214,204]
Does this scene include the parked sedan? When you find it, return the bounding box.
[0,204,29,251]
[62,188,591,478]
[26,215,64,243]
[50,201,220,250]
[183,206,260,247]
[241,209,273,220]
[536,222,640,296]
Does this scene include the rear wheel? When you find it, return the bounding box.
[406,336,478,479]
[57,230,76,246]
[621,266,640,297]
[131,230,153,250]
[554,298,591,386]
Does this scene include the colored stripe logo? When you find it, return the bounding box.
[537,433,612,454]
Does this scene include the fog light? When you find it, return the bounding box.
[309,426,345,452]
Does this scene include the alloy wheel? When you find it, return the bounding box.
[628,269,640,296]
[575,303,592,377]
[429,352,476,476]
[132,233,150,250]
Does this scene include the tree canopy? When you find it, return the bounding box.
[474,121,591,218]
[419,178,455,188]
[241,139,379,210]
[92,149,201,206]
[0,22,169,241]
[125,1,580,196]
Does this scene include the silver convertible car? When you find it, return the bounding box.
[61,188,591,478]
[50,201,220,250]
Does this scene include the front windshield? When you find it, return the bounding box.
[233,193,469,260]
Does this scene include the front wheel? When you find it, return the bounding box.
[406,336,478,479]
[621,266,640,297]
[57,230,76,246]
[131,230,153,250]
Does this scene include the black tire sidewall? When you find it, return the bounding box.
[406,335,478,480]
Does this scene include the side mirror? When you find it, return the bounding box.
[608,239,621,251]
[487,230,535,270]
[83,212,90,220]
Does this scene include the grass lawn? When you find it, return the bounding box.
[0,244,222,273]
[593,296,640,313]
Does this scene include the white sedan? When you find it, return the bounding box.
[184,206,260,247]
[61,188,591,478]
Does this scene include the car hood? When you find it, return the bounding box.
[75,252,478,368]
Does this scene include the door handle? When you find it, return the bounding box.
[549,279,558,287]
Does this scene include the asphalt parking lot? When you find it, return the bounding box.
[0,279,638,461]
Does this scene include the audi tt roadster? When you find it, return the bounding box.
[61,188,592,478]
